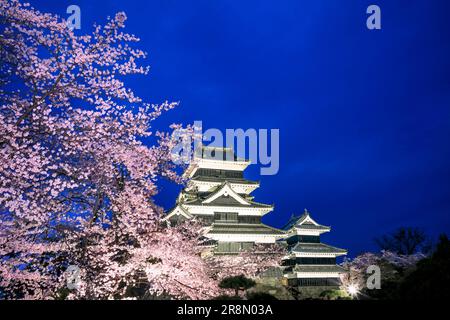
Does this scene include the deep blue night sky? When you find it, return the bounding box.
[33,0,450,256]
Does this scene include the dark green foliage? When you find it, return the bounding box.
[361,259,407,300]
[319,289,350,300]
[212,294,243,300]
[362,234,449,300]
[54,287,71,300]
[219,275,256,296]
[396,234,450,300]
[246,292,278,300]
[122,269,151,299]
[124,282,150,298]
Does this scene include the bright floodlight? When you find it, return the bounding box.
[347,283,359,297]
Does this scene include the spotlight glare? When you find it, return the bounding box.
[347,283,359,297]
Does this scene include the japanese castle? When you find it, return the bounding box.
[164,146,285,253]
[165,146,347,289]
[281,209,347,288]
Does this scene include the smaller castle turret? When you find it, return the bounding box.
[281,209,347,290]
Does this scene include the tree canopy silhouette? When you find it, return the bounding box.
[219,275,256,296]
[397,234,450,300]
[375,227,428,255]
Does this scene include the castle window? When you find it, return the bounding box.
[214,212,238,223]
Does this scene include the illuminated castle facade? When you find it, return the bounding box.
[164,146,284,254]
[281,210,347,288]
[165,146,347,290]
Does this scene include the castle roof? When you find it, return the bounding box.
[290,242,347,254]
[163,204,193,222]
[282,209,330,232]
[208,223,285,235]
[184,197,272,209]
[184,181,273,209]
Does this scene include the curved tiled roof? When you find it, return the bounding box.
[291,242,347,254]
[282,210,330,231]
[208,223,285,235]
[295,224,331,231]
[185,197,273,208]
[184,181,273,209]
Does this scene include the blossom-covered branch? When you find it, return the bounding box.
[0,0,216,299]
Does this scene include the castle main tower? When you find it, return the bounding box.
[164,146,284,254]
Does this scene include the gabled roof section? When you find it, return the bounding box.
[184,198,273,209]
[163,205,193,221]
[202,182,251,205]
[283,209,330,231]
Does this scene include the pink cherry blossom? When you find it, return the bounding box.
[0,0,281,300]
[0,0,216,299]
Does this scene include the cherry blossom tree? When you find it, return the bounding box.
[340,250,426,298]
[0,0,220,299]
